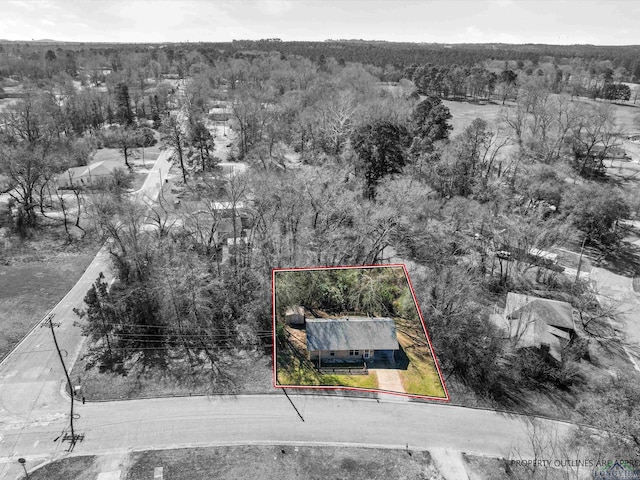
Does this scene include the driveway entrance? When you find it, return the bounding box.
[370,368,405,394]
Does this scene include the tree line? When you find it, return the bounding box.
[3,39,640,87]
[4,42,638,456]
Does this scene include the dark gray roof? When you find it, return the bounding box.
[306,317,399,352]
[503,292,575,362]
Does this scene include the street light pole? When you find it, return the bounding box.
[18,458,29,479]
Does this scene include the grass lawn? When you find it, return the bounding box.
[276,346,379,390]
[396,330,447,398]
[321,371,378,390]
[0,235,98,361]
[71,348,273,400]
[442,99,505,134]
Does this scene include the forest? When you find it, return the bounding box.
[1,39,640,462]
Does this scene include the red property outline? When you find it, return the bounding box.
[271,264,450,402]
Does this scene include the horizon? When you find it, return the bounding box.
[2,0,639,46]
[3,38,640,48]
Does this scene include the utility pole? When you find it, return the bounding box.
[43,313,83,450]
[575,235,588,283]
[17,458,29,479]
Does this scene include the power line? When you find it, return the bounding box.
[56,328,275,335]
[67,320,275,330]
[12,344,276,354]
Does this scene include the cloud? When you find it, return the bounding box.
[256,0,293,16]
[7,0,35,10]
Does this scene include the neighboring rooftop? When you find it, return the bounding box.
[491,292,576,362]
[306,317,399,352]
[59,161,115,187]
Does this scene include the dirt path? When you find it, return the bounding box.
[429,448,470,480]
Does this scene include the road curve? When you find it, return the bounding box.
[0,151,173,480]
[0,148,578,480]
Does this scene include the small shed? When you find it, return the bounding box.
[285,306,305,325]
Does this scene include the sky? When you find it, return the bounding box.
[1,0,639,45]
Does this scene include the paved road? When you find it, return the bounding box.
[134,148,173,204]
[0,150,173,480]
[0,145,581,480]
[1,394,572,478]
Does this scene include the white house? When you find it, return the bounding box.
[58,161,115,189]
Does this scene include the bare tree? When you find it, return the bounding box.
[160,115,188,183]
[507,419,585,480]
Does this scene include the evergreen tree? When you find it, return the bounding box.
[351,120,410,200]
[115,82,134,125]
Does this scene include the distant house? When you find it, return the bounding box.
[285,306,305,325]
[587,145,629,161]
[306,317,399,365]
[211,201,245,213]
[58,161,115,189]
[216,163,249,177]
[208,106,231,121]
[490,292,576,362]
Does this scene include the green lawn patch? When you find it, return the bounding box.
[276,345,378,390]
[394,316,447,398]
[322,372,379,390]
[397,331,446,398]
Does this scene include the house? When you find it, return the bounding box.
[587,145,629,161]
[208,106,231,121]
[216,163,249,177]
[528,248,558,264]
[306,317,400,365]
[226,236,249,246]
[58,161,115,189]
[490,292,576,362]
[285,306,305,325]
[211,201,245,213]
